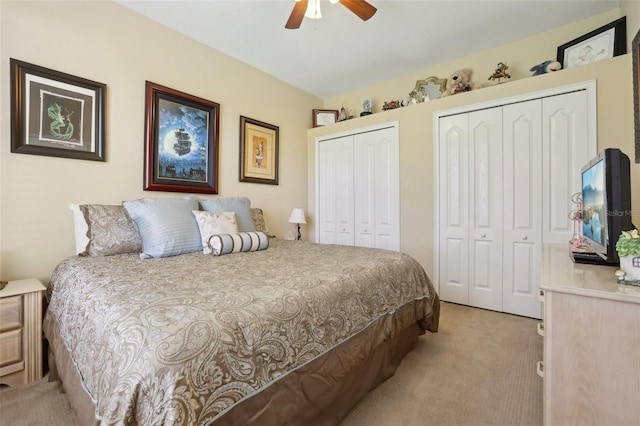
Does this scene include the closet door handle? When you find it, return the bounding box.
[538,290,545,302]
[522,235,528,240]
[481,233,486,238]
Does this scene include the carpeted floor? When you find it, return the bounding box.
[0,302,542,426]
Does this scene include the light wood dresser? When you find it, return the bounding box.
[0,278,46,387]
[539,244,640,425]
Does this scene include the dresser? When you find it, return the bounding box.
[539,244,640,425]
[0,278,46,387]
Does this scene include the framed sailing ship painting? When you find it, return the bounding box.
[144,81,220,193]
[10,59,106,161]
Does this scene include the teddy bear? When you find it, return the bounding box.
[441,68,481,97]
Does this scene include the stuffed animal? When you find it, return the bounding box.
[441,69,481,97]
[529,60,562,76]
[488,62,511,81]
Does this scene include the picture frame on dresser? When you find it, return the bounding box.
[239,115,279,185]
[144,81,220,194]
[556,16,626,69]
[10,59,106,161]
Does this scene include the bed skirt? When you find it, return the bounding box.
[45,298,437,425]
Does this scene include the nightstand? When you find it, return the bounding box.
[0,278,46,387]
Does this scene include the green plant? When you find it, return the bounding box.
[616,229,640,257]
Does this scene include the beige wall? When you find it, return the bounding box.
[0,1,321,282]
[309,8,640,280]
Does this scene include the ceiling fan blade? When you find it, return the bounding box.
[340,0,377,21]
[285,0,307,29]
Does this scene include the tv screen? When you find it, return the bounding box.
[582,159,606,246]
[580,148,634,264]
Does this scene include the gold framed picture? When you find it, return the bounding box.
[239,116,279,185]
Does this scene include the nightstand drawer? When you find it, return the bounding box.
[0,296,22,332]
[0,328,23,367]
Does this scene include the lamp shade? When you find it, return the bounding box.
[288,208,306,224]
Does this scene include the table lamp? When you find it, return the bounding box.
[288,208,306,241]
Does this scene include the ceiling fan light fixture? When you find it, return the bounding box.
[329,0,340,3]
[304,0,322,19]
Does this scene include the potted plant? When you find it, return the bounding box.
[616,229,640,281]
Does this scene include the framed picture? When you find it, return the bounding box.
[239,116,279,185]
[312,109,338,127]
[633,27,640,163]
[556,17,626,69]
[144,81,220,193]
[10,59,106,161]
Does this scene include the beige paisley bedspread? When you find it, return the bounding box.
[44,239,438,425]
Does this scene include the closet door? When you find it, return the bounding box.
[502,100,543,319]
[468,108,503,312]
[438,114,470,305]
[353,127,400,250]
[318,136,354,245]
[542,90,592,244]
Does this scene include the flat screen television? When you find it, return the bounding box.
[581,148,634,264]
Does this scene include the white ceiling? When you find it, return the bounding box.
[116,0,620,99]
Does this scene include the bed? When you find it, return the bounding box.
[44,197,439,425]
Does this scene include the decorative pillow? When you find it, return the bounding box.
[250,208,271,235]
[192,211,239,254]
[123,195,201,259]
[208,231,269,256]
[200,197,256,232]
[70,204,142,256]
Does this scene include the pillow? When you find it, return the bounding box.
[123,195,201,259]
[70,204,142,256]
[208,231,269,256]
[250,208,271,235]
[192,211,239,254]
[200,197,256,232]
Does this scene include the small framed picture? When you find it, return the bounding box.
[312,109,338,127]
[239,116,279,185]
[557,17,626,69]
[10,59,106,161]
[360,98,372,116]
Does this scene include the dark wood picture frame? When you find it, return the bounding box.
[633,27,640,164]
[312,109,338,127]
[144,81,220,193]
[239,116,279,185]
[556,17,626,69]
[10,58,106,161]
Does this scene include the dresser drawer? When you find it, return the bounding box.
[0,328,23,368]
[0,296,22,332]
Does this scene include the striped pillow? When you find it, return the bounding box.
[208,231,269,256]
[200,197,256,232]
[123,195,202,259]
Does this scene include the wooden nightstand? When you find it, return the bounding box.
[0,278,46,387]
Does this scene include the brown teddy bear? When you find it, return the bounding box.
[441,68,481,97]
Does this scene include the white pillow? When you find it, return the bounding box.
[192,211,238,254]
[70,204,91,255]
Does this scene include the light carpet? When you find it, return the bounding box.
[0,302,542,426]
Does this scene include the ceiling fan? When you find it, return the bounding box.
[285,0,377,29]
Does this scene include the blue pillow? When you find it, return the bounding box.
[200,197,256,232]
[123,195,202,259]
